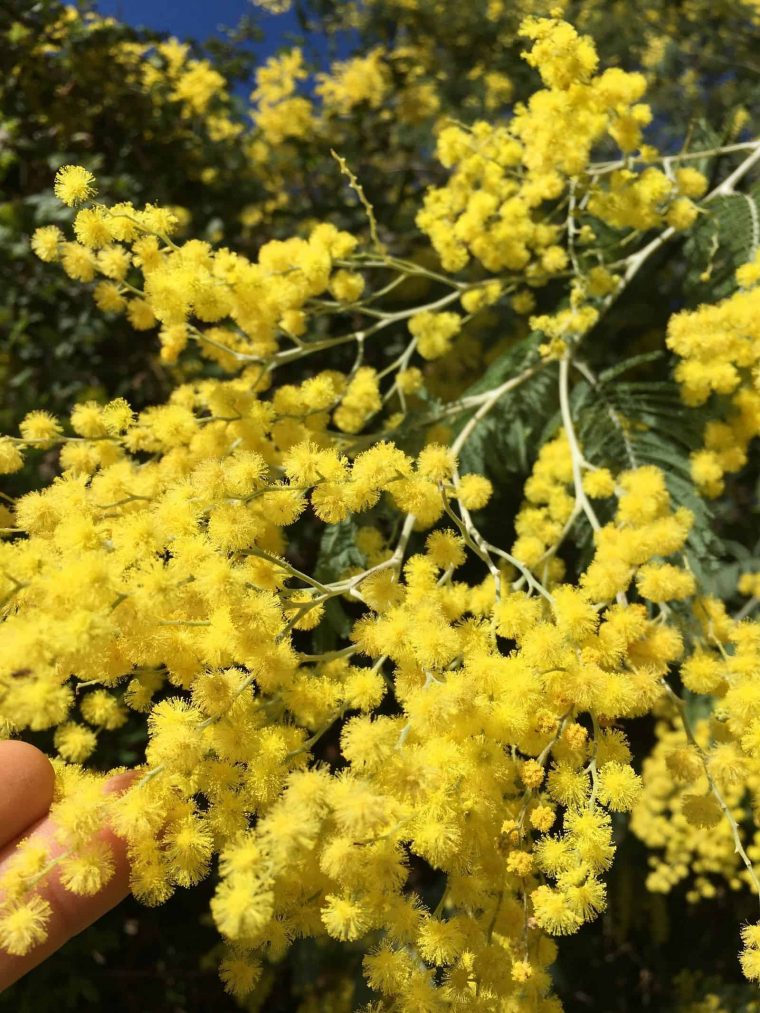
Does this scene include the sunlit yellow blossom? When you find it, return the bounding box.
[54,164,97,206]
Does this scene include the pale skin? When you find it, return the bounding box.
[0,740,132,991]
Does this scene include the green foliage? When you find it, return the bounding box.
[457,333,555,479]
[311,518,364,652]
[572,363,721,565]
[0,0,268,436]
[684,185,760,302]
[314,517,365,586]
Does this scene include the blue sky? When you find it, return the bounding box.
[94,1,301,55]
[93,1,355,89]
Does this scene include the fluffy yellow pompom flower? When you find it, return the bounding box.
[101,397,136,435]
[636,563,696,602]
[531,884,581,935]
[127,298,157,331]
[494,593,543,640]
[597,762,643,811]
[417,443,455,482]
[54,722,98,762]
[97,245,131,281]
[0,896,52,956]
[740,924,760,982]
[741,942,760,983]
[460,280,502,314]
[333,367,381,433]
[426,529,466,570]
[219,954,262,998]
[74,207,113,248]
[329,269,365,302]
[506,850,534,876]
[69,400,108,438]
[59,841,116,896]
[681,792,722,828]
[690,448,724,497]
[31,225,63,262]
[211,875,274,940]
[54,164,97,206]
[397,367,424,395]
[530,804,556,832]
[19,410,62,447]
[0,437,24,474]
[681,649,725,694]
[583,468,615,498]
[521,758,545,788]
[547,763,590,808]
[736,253,760,289]
[343,668,386,713]
[416,917,465,965]
[81,690,128,730]
[457,473,493,510]
[61,242,97,282]
[321,894,369,941]
[94,282,127,313]
[511,958,533,983]
[408,310,462,360]
[520,17,599,90]
[164,816,214,887]
[552,585,599,639]
[675,167,708,198]
[666,197,699,231]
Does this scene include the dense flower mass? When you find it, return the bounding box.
[3,3,760,1008]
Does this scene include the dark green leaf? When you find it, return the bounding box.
[314,517,364,584]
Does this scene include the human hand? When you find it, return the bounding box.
[0,740,132,991]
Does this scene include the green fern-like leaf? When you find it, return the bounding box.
[571,370,722,570]
[456,333,556,479]
[684,184,760,303]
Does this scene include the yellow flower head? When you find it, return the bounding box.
[54,164,97,206]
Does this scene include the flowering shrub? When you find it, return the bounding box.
[4,3,760,1009]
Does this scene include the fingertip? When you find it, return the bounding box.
[0,740,55,791]
[0,770,136,991]
[0,741,55,848]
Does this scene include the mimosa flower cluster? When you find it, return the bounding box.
[667,254,760,498]
[4,10,760,1009]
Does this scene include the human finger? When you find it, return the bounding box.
[0,771,134,991]
[0,741,55,851]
